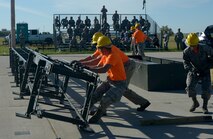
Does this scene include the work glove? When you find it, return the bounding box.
[192,70,205,77]
[73,62,88,72]
[190,68,200,76]
[70,60,80,66]
[73,62,82,68]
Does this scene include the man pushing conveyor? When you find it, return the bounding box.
[71,32,151,123]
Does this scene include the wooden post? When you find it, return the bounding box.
[11,0,16,48]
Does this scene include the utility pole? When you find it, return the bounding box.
[11,0,16,48]
[143,0,147,20]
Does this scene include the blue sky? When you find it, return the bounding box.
[0,0,213,33]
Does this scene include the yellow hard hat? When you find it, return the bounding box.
[186,33,199,47]
[96,36,112,48]
[135,23,140,28]
[130,26,135,31]
[92,32,104,44]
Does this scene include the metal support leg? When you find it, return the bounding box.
[16,60,46,118]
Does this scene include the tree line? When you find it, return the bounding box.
[0,30,10,37]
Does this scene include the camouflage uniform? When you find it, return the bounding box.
[175,30,184,50]
[183,44,213,100]
[101,6,108,24]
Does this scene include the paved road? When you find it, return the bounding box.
[1,52,213,139]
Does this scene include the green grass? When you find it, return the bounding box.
[0,36,179,56]
[167,35,188,51]
[168,35,178,50]
[0,38,9,56]
[0,46,9,56]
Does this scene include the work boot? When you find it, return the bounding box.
[137,101,151,111]
[89,108,105,124]
[189,97,199,112]
[202,99,209,114]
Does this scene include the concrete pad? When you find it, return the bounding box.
[1,52,213,139]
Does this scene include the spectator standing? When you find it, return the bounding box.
[175,28,184,50]
[101,5,108,24]
[112,10,119,26]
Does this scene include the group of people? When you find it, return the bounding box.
[56,7,213,123]
[70,30,213,124]
[163,28,185,51]
[54,5,153,51]
[101,5,151,33]
[71,31,151,123]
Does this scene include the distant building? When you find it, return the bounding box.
[1,29,8,32]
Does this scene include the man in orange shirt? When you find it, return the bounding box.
[132,23,148,60]
[80,32,151,113]
[87,35,127,123]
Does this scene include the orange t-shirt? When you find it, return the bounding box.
[98,51,126,81]
[93,45,129,63]
[132,29,147,44]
